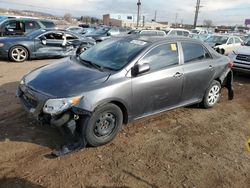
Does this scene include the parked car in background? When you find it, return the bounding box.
[85,27,111,42]
[205,35,242,55]
[0,29,95,62]
[128,29,167,36]
[191,28,210,35]
[229,37,250,73]
[17,35,234,154]
[188,33,210,41]
[65,26,86,35]
[82,27,96,35]
[164,28,190,37]
[0,18,56,36]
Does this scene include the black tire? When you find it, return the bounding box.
[202,80,221,109]
[80,103,123,147]
[9,46,29,62]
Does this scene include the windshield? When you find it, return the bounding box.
[205,36,229,44]
[79,38,149,71]
[93,27,110,35]
[245,38,250,46]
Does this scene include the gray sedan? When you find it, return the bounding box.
[17,36,234,155]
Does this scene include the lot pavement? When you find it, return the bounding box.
[0,59,250,188]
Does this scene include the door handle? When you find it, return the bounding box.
[173,72,183,78]
[209,65,214,70]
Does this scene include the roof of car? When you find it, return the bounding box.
[116,35,201,44]
[3,17,54,22]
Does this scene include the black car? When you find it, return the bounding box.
[0,29,96,62]
[0,18,56,37]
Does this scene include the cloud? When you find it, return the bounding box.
[1,0,250,25]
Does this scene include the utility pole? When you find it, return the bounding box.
[175,13,178,28]
[137,0,141,28]
[154,10,157,22]
[193,0,201,29]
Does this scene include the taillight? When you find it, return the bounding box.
[228,61,234,68]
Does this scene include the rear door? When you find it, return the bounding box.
[180,42,215,104]
[131,42,184,118]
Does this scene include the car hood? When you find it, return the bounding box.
[24,57,111,97]
[234,46,250,55]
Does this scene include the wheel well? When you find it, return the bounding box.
[9,45,30,59]
[110,101,128,124]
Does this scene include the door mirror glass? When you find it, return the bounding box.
[131,63,150,76]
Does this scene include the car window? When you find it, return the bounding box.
[139,43,179,72]
[227,38,234,45]
[40,21,55,28]
[234,37,241,44]
[44,32,63,40]
[169,30,177,35]
[183,31,189,37]
[65,33,78,40]
[176,30,183,36]
[25,21,40,30]
[140,30,156,35]
[182,42,211,63]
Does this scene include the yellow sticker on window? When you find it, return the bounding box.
[170,43,177,51]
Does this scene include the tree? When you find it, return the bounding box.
[64,13,72,23]
[203,19,213,28]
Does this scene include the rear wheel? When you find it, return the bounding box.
[202,80,221,108]
[9,46,29,62]
[80,103,123,147]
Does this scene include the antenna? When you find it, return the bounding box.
[137,0,141,27]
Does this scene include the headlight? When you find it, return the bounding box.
[43,96,82,115]
[0,43,4,47]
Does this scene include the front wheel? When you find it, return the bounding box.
[202,80,221,108]
[80,103,123,147]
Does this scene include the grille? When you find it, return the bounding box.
[236,54,250,62]
[22,91,38,108]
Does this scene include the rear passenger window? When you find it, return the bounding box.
[40,21,55,28]
[227,38,234,44]
[234,37,241,44]
[176,31,183,36]
[25,21,40,30]
[140,43,179,71]
[182,42,211,63]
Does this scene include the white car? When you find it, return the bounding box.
[205,35,243,55]
[229,38,250,73]
[164,28,190,37]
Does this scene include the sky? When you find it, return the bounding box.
[0,0,250,25]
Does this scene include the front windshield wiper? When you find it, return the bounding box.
[79,58,104,72]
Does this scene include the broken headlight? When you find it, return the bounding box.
[43,96,82,115]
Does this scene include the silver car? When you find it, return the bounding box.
[17,36,234,154]
[229,38,250,73]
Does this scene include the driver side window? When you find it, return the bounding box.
[139,43,179,72]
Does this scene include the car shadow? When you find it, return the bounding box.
[234,72,250,84]
[0,177,45,188]
[0,81,64,151]
[0,56,64,63]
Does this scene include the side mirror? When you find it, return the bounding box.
[131,63,150,77]
[40,36,46,45]
[107,32,111,36]
[241,42,245,46]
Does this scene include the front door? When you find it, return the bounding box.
[131,43,184,119]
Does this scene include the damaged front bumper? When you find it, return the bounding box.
[16,84,90,132]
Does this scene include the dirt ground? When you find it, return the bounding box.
[0,59,249,188]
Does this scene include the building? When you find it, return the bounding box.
[103,13,169,29]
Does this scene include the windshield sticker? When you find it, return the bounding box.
[130,40,147,45]
[170,43,177,51]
